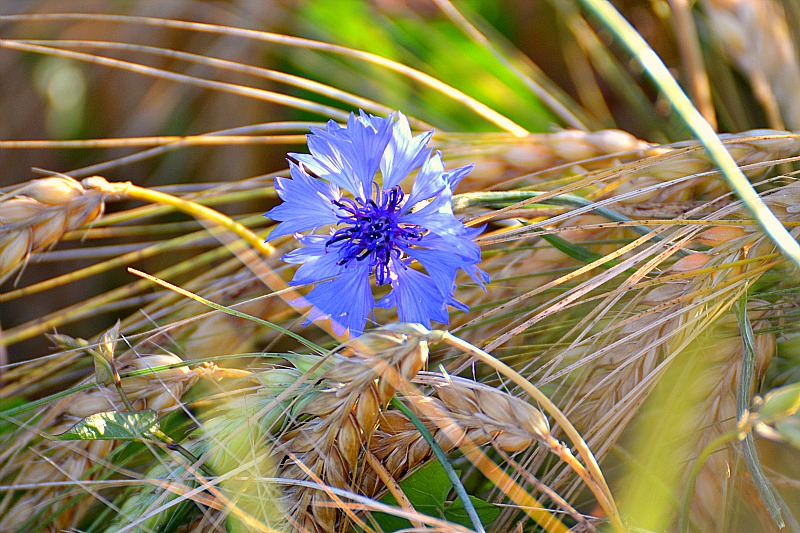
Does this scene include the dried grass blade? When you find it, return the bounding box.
[128,268,322,354]
[0,40,351,121]
[18,38,409,126]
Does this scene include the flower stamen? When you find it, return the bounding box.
[326,185,424,285]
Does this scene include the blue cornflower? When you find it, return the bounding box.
[266,111,488,336]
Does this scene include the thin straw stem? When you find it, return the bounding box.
[91,177,344,341]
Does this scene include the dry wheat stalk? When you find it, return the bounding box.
[446,129,800,198]
[453,130,800,348]
[565,208,778,444]
[0,344,211,532]
[0,176,105,285]
[276,324,430,533]
[701,0,800,129]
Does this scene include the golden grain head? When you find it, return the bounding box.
[695,226,748,246]
[124,354,191,379]
[64,392,116,418]
[0,175,106,284]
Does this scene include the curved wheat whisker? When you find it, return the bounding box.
[56,122,316,179]
[0,40,353,122]
[431,0,588,130]
[0,134,306,150]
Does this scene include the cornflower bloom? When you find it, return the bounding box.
[266,111,488,336]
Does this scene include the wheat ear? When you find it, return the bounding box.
[277,324,430,533]
[367,373,593,530]
[0,176,105,285]
[555,182,800,526]
[440,128,652,190]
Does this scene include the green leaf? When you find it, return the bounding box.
[760,382,800,422]
[53,410,159,441]
[375,461,452,530]
[0,397,29,436]
[444,495,500,528]
[373,461,497,531]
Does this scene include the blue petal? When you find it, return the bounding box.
[403,152,447,210]
[403,246,459,298]
[283,235,347,285]
[442,163,473,190]
[292,113,394,198]
[381,112,433,191]
[299,132,365,197]
[385,258,450,327]
[303,262,373,336]
[341,113,394,192]
[265,164,342,240]
[404,233,487,296]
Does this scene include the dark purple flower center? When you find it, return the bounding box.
[326,185,424,285]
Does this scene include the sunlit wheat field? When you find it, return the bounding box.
[1,1,799,532]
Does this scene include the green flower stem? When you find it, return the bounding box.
[578,0,800,270]
[735,296,787,529]
[456,190,689,257]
